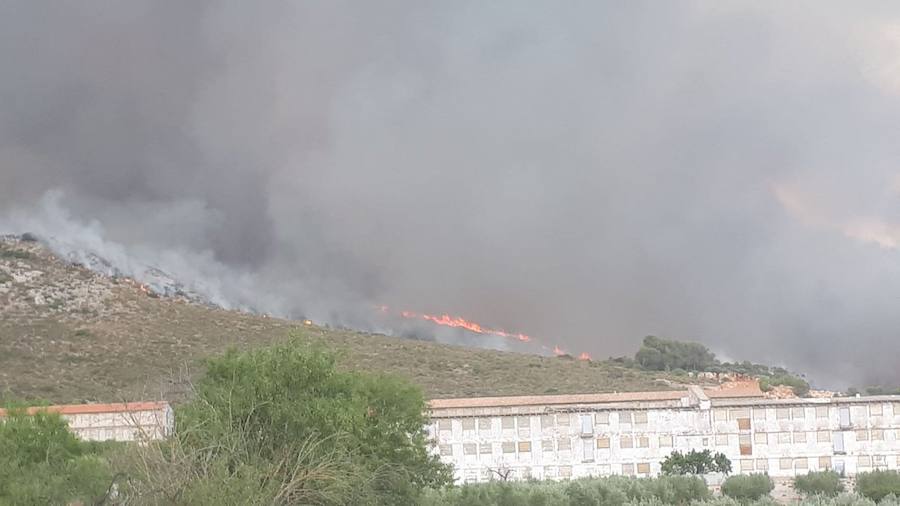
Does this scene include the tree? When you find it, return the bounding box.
[635,336,718,372]
[0,408,112,505]
[660,450,731,475]
[131,340,453,505]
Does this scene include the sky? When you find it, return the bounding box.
[3,1,900,387]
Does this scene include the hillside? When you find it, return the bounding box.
[1,236,691,404]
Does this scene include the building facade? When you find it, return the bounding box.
[428,386,900,483]
[0,401,173,442]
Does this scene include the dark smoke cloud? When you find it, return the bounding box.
[3,1,900,387]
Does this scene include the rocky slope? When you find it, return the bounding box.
[0,236,685,404]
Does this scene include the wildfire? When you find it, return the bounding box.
[379,305,593,359]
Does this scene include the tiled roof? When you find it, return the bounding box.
[0,401,170,417]
[429,390,686,410]
[704,381,765,399]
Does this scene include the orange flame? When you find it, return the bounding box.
[378,305,595,359]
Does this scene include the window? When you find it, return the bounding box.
[857,430,869,441]
[582,439,594,462]
[871,404,884,416]
[715,434,729,446]
[817,431,831,442]
[620,435,634,449]
[776,408,790,420]
[839,407,851,427]
[714,410,728,422]
[558,414,571,426]
[560,466,572,478]
[754,432,768,444]
[501,442,515,454]
[463,443,477,455]
[731,408,750,419]
[480,443,492,455]
[540,414,555,429]
[795,458,808,470]
[756,459,769,471]
[580,415,593,435]
[501,417,515,430]
[741,460,755,471]
[753,408,767,420]
[542,440,554,452]
[437,419,452,431]
[816,406,829,419]
[595,412,610,425]
[737,418,751,430]
[875,455,887,468]
[622,463,635,475]
[858,455,872,468]
[439,444,452,456]
[779,458,792,470]
[619,412,633,426]
[872,429,885,441]
[739,435,752,455]
[794,432,807,444]
[659,435,673,447]
[792,407,806,419]
[558,438,572,451]
[518,441,531,453]
[517,416,531,430]
[633,411,648,425]
[462,418,476,430]
[819,456,832,469]
[597,437,610,449]
[637,463,651,475]
[638,436,650,448]
[777,432,791,444]
[478,418,492,431]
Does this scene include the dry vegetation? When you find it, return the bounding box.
[0,237,684,404]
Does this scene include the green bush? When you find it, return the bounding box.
[421,475,709,506]
[661,449,731,475]
[0,408,114,505]
[721,474,774,501]
[759,375,810,397]
[856,470,900,502]
[120,340,452,505]
[794,470,844,497]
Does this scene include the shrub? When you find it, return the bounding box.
[759,374,810,397]
[856,470,900,502]
[794,470,844,497]
[0,408,114,505]
[661,450,731,475]
[721,474,774,501]
[121,340,452,505]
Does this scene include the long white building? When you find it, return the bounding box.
[428,384,900,483]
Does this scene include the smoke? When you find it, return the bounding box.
[3,1,900,387]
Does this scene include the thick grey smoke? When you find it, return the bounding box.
[3,1,900,387]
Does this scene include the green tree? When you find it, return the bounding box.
[635,336,718,372]
[0,408,113,505]
[856,470,900,502]
[793,470,844,497]
[661,450,731,475]
[125,340,453,505]
[721,474,774,501]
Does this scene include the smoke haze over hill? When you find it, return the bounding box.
[3,2,900,387]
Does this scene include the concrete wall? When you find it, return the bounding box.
[430,395,900,484]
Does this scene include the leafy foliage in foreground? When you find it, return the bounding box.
[119,341,453,505]
[856,470,900,502]
[721,474,774,501]
[0,408,113,505]
[421,475,711,506]
[794,470,844,497]
[661,450,732,476]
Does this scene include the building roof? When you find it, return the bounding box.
[429,390,687,410]
[0,401,170,417]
